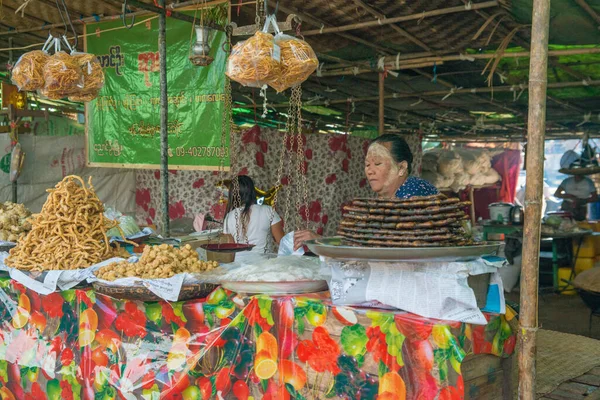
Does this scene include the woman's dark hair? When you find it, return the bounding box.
[370,134,413,174]
[226,175,257,216]
[226,175,257,241]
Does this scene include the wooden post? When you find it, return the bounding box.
[158,0,170,237]
[378,72,385,135]
[519,0,550,398]
[8,38,17,204]
[469,186,476,225]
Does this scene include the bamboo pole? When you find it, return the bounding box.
[379,72,385,135]
[320,47,600,76]
[350,0,432,52]
[302,1,499,36]
[9,38,17,204]
[519,0,550,398]
[573,0,600,24]
[237,78,600,109]
[319,61,446,77]
[158,0,170,237]
[126,0,224,30]
[270,1,393,54]
[0,0,224,38]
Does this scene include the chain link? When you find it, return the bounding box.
[217,28,248,244]
[216,28,232,201]
[295,86,310,229]
[255,0,264,28]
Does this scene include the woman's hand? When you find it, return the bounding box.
[294,230,321,251]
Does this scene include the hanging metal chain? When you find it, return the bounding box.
[292,90,304,231]
[271,124,290,213]
[216,27,232,203]
[284,87,300,230]
[294,85,310,229]
[266,109,292,253]
[227,80,245,243]
[255,0,265,28]
[216,27,249,244]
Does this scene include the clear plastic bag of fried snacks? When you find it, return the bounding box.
[74,52,104,92]
[68,89,101,103]
[268,33,319,93]
[67,52,105,102]
[226,15,281,87]
[11,50,50,91]
[40,51,84,100]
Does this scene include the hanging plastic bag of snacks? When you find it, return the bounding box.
[68,52,105,102]
[226,15,281,88]
[68,89,101,102]
[268,33,319,93]
[40,51,84,100]
[10,36,54,91]
[39,37,84,100]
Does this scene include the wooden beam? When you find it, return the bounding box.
[0,0,222,38]
[298,84,406,126]
[547,95,586,113]
[349,0,432,51]
[465,3,592,87]
[271,2,393,54]
[126,0,224,30]
[344,0,525,124]
[241,79,600,108]
[379,72,385,134]
[410,69,525,117]
[320,47,600,75]
[35,0,92,21]
[319,61,446,76]
[302,1,499,36]
[573,0,600,25]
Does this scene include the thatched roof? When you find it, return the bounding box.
[1,0,600,140]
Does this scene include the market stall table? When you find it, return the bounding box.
[507,230,592,291]
[0,278,516,400]
[481,223,521,241]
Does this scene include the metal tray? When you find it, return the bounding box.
[114,233,152,245]
[559,166,600,176]
[221,280,328,295]
[305,237,502,262]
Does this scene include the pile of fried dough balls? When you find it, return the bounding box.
[0,202,32,243]
[96,244,218,281]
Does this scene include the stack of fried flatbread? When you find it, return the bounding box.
[337,194,472,247]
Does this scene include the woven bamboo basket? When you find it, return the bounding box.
[92,281,218,302]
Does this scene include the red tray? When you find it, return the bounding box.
[200,243,255,253]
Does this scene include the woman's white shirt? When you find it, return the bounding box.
[223,204,281,252]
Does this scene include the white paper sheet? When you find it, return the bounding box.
[325,257,505,325]
[0,253,122,295]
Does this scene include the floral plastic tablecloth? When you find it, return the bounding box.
[0,278,516,400]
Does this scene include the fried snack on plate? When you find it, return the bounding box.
[6,176,121,271]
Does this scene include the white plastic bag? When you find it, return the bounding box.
[278,231,305,256]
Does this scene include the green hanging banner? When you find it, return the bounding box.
[85,4,229,170]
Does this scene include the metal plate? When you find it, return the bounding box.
[221,280,328,295]
[305,237,502,262]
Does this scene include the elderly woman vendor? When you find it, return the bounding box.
[294,134,438,250]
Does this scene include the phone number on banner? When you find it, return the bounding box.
[173,146,229,158]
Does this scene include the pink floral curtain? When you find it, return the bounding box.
[136,128,422,236]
